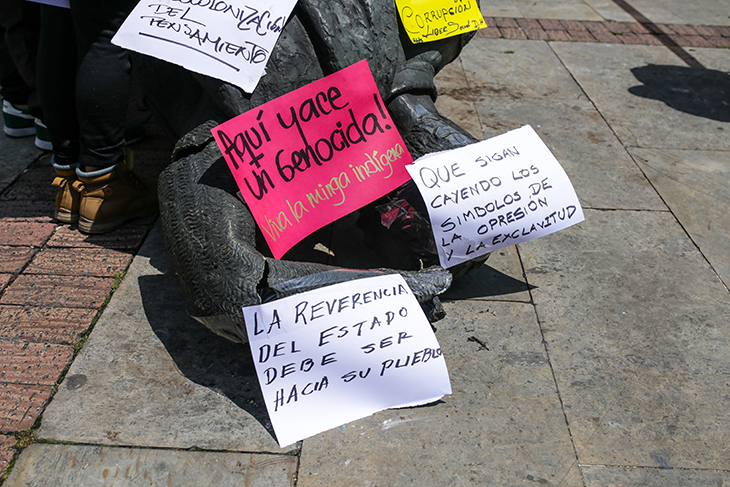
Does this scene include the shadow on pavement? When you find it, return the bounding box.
[135,204,532,445]
[442,263,534,301]
[629,64,730,122]
[137,268,276,439]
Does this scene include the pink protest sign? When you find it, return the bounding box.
[212,60,413,259]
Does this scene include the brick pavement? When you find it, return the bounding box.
[478,17,730,47]
[0,93,172,478]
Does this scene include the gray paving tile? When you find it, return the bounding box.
[550,42,730,151]
[459,39,586,100]
[582,464,730,486]
[519,209,730,470]
[629,147,730,288]
[608,0,684,24]
[435,59,484,140]
[4,444,296,487]
[297,300,583,487]
[37,224,290,453]
[473,95,665,211]
[479,0,523,19]
[694,45,730,70]
[441,246,532,302]
[435,56,470,92]
[582,0,636,23]
[514,0,604,21]
[627,0,730,26]
[436,93,484,141]
[481,0,603,21]
[455,39,664,211]
[573,373,730,468]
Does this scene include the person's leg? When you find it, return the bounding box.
[0,28,34,137]
[0,28,31,106]
[0,0,46,146]
[0,0,35,137]
[37,5,77,158]
[36,5,82,223]
[69,0,157,234]
[71,1,131,171]
[0,0,40,90]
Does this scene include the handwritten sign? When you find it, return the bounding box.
[396,0,486,44]
[242,274,451,447]
[212,60,414,258]
[112,0,296,93]
[407,125,584,268]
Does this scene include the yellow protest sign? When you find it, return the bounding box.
[396,0,486,44]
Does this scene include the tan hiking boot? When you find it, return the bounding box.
[72,150,158,234]
[52,167,80,224]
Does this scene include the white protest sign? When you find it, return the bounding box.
[242,274,451,447]
[407,125,584,268]
[112,0,296,93]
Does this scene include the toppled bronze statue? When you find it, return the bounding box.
[136,0,486,344]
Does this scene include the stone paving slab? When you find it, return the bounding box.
[4,444,297,487]
[512,1,606,22]
[434,58,484,139]
[37,224,290,453]
[629,0,730,26]
[549,42,730,151]
[519,209,730,470]
[479,1,524,20]
[441,247,531,303]
[449,39,668,211]
[581,464,730,486]
[475,94,666,211]
[485,3,603,22]
[692,42,730,71]
[629,147,730,288]
[594,0,684,24]
[297,300,582,487]
[459,38,585,101]
[583,0,636,23]
[434,92,483,140]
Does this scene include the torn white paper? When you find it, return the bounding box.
[407,125,584,268]
[243,274,451,447]
[112,0,296,93]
